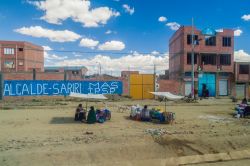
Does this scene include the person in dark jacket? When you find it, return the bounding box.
[75,104,83,121]
[87,106,96,124]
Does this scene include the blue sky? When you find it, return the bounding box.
[0,0,250,74]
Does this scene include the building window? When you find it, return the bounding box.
[4,61,15,68]
[187,35,199,45]
[201,54,216,65]
[205,36,216,46]
[239,65,249,74]
[222,37,231,47]
[18,61,24,66]
[4,48,15,55]
[187,53,197,64]
[72,71,79,75]
[220,54,231,65]
[18,48,24,51]
[185,72,192,76]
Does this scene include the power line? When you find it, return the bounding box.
[0,46,169,56]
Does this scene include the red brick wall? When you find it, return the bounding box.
[169,27,184,79]
[36,73,64,80]
[3,72,33,80]
[235,62,250,82]
[157,79,182,95]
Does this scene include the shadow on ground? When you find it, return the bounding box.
[50,117,78,124]
[123,116,169,125]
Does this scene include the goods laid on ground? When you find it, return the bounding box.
[130,105,175,124]
[234,104,250,118]
[95,109,111,123]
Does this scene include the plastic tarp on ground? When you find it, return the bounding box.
[69,93,107,100]
[150,92,184,101]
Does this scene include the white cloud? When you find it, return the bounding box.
[216,29,223,33]
[14,26,81,42]
[166,22,180,31]
[123,4,135,15]
[98,40,125,51]
[105,30,117,35]
[79,38,99,49]
[234,29,243,37]
[49,52,169,76]
[234,50,250,62]
[74,54,82,57]
[44,51,68,61]
[105,30,112,34]
[42,45,53,51]
[158,16,167,22]
[241,14,250,21]
[151,51,160,55]
[27,0,120,27]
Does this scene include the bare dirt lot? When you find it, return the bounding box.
[0,98,250,166]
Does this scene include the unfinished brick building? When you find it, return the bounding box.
[0,40,44,72]
[169,26,234,97]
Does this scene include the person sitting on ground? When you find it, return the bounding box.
[75,104,84,121]
[141,105,151,121]
[241,98,248,105]
[235,98,248,118]
[87,106,96,124]
[96,109,105,123]
[79,105,86,122]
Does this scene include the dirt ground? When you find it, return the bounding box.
[0,98,250,166]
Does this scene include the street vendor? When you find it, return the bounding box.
[87,106,96,124]
[75,104,86,122]
[141,105,151,121]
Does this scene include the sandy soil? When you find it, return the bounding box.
[0,98,250,166]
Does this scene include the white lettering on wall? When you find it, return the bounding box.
[43,83,48,95]
[3,84,11,96]
[37,84,43,95]
[22,84,29,95]
[53,83,59,95]
[16,84,22,95]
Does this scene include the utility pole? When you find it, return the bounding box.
[99,63,101,76]
[128,66,130,97]
[154,64,156,92]
[0,44,2,71]
[191,18,195,99]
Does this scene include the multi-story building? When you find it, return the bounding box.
[234,61,250,99]
[0,40,44,72]
[169,26,234,97]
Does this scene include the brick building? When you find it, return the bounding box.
[0,40,44,72]
[44,66,88,80]
[234,61,250,99]
[169,26,234,97]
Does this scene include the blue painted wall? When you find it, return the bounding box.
[3,80,123,96]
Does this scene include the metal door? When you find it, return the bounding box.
[236,84,245,99]
[219,80,228,96]
[198,73,216,97]
[185,82,192,96]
